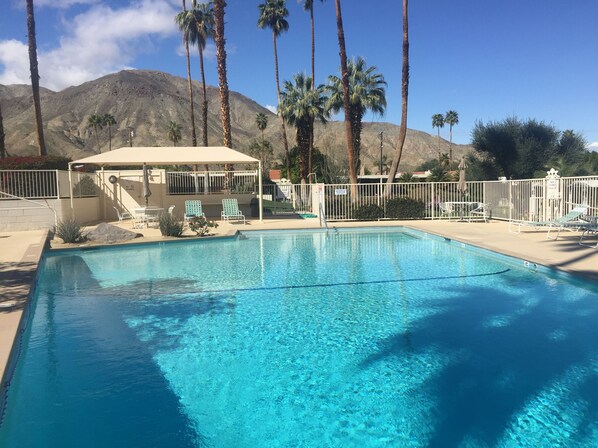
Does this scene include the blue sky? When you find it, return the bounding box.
[1,0,597,148]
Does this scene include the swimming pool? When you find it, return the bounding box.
[1,228,597,447]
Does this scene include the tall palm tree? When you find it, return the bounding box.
[301,0,325,86]
[431,113,444,164]
[87,114,103,153]
[168,121,183,146]
[213,0,232,148]
[333,0,357,186]
[386,0,409,186]
[302,0,325,178]
[187,0,215,146]
[26,0,46,156]
[445,110,459,168]
[256,112,268,141]
[327,57,387,175]
[258,0,291,179]
[279,73,328,182]
[0,102,6,158]
[102,113,117,151]
[175,0,197,146]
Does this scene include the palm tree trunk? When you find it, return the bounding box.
[0,102,6,158]
[351,109,363,175]
[26,0,47,157]
[182,1,197,147]
[437,128,441,164]
[213,0,232,149]
[199,45,209,147]
[386,0,409,186]
[94,125,101,153]
[334,0,357,186]
[273,33,291,180]
[449,125,453,169]
[308,5,315,182]
[108,125,112,151]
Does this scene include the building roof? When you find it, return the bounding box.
[69,146,259,167]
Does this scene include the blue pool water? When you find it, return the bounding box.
[1,228,597,447]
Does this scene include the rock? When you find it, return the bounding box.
[84,223,142,244]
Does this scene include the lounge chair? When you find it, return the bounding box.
[184,200,205,221]
[509,205,588,239]
[439,202,455,220]
[578,217,598,248]
[113,205,132,223]
[221,198,246,224]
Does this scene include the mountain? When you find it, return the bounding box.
[0,70,472,171]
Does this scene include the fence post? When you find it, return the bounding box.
[55,169,60,199]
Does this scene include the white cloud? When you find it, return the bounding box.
[588,142,598,152]
[265,105,277,114]
[0,0,178,91]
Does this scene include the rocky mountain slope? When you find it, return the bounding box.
[0,70,472,171]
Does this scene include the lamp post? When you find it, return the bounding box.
[379,131,384,175]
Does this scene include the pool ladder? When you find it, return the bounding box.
[319,203,338,235]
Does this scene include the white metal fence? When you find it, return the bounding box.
[0,170,99,199]
[322,176,598,222]
[166,170,258,195]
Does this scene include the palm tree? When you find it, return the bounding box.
[26,0,46,156]
[301,0,325,85]
[168,121,183,146]
[327,57,387,176]
[0,102,6,158]
[386,0,409,187]
[87,114,103,153]
[213,0,232,148]
[175,1,197,146]
[258,0,292,179]
[187,0,215,146]
[102,113,117,151]
[333,0,357,186]
[256,112,268,141]
[445,110,459,168]
[431,113,444,164]
[279,73,328,182]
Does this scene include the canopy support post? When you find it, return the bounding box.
[258,163,263,223]
[68,163,74,219]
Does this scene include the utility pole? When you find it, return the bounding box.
[128,127,134,147]
[379,131,384,175]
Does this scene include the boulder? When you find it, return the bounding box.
[84,223,142,244]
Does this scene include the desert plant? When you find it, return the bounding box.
[354,204,384,221]
[188,216,218,236]
[158,212,184,237]
[72,175,98,197]
[385,197,425,219]
[54,218,84,243]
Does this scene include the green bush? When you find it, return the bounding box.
[0,155,71,170]
[158,213,184,237]
[386,197,425,219]
[354,204,384,221]
[54,218,84,243]
[188,216,219,237]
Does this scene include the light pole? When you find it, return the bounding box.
[128,127,134,147]
[379,131,384,175]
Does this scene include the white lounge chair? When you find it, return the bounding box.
[439,202,455,220]
[221,198,246,224]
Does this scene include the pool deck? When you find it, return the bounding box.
[1,218,596,382]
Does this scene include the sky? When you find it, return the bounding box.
[1,0,598,149]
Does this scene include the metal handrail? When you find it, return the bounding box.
[0,190,58,226]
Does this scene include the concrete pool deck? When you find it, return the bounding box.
[1,218,597,382]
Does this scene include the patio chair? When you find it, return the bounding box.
[469,202,490,222]
[168,205,175,216]
[184,200,205,221]
[439,202,455,220]
[221,198,246,224]
[113,206,132,223]
[509,205,588,239]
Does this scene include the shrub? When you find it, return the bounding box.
[386,197,425,219]
[0,155,71,170]
[72,175,98,197]
[54,218,84,243]
[354,204,384,221]
[158,213,184,237]
[188,216,219,237]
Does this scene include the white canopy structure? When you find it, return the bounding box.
[69,146,263,222]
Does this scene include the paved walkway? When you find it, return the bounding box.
[1,218,597,382]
